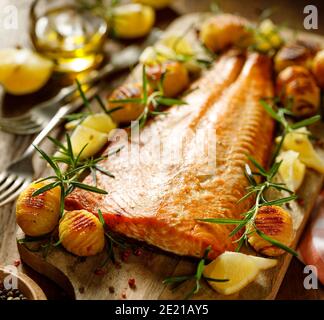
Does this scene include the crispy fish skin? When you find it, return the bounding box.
[65,52,274,259]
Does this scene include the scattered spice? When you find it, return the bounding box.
[121,292,127,299]
[121,249,132,262]
[94,268,106,276]
[128,278,136,289]
[109,286,115,294]
[79,287,85,294]
[13,260,21,267]
[134,248,143,256]
[114,261,122,269]
[0,284,27,300]
[297,198,305,206]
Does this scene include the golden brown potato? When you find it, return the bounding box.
[107,83,145,123]
[16,180,61,237]
[312,49,324,89]
[59,210,105,257]
[276,65,320,118]
[274,43,314,73]
[248,205,294,257]
[146,61,189,97]
[199,14,252,52]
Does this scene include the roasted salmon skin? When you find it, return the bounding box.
[65,52,274,259]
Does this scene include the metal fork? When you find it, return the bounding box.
[0,84,102,207]
[0,45,142,135]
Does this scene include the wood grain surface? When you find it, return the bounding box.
[1,0,324,300]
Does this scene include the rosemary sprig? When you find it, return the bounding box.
[97,209,129,266]
[260,99,321,163]
[163,246,228,299]
[108,65,187,128]
[32,134,121,215]
[197,155,298,256]
[197,99,320,256]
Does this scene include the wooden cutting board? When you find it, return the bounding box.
[16,13,324,300]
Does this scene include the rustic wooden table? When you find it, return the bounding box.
[0,0,323,299]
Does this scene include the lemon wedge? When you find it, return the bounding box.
[66,113,117,133]
[112,4,155,39]
[277,150,306,191]
[70,125,108,160]
[203,251,277,295]
[279,127,324,174]
[159,36,194,57]
[133,0,171,9]
[0,48,53,95]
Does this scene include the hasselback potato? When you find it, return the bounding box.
[16,181,61,236]
[146,61,189,97]
[59,210,105,257]
[276,65,320,118]
[107,82,145,123]
[312,49,324,89]
[274,43,314,73]
[248,205,294,257]
[199,14,252,52]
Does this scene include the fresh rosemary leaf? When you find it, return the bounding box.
[259,100,282,123]
[163,275,193,284]
[196,218,243,224]
[246,154,267,177]
[155,97,187,106]
[70,181,108,194]
[95,165,115,178]
[244,164,257,186]
[256,229,298,256]
[108,98,143,104]
[76,78,92,111]
[290,115,321,129]
[65,133,75,165]
[202,276,229,282]
[47,136,68,152]
[33,144,61,177]
[32,181,61,197]
[97,209,106,228]
[263,195,297,206]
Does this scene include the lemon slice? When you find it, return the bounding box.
[203,251,277,295]
[66,113,117,133]
[70,125,108,160]
[133,0,171,9]
[112,4,155,39]
[279,127,324,174]
[159,36,194,57]
[0,48,53,95]
[277,150,306,191]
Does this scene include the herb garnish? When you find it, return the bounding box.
[260,99,321,163]
[32,134,120,215]
[197,155,298,256]
[108,65,187,128]
[163,246,228,299]
[197,99,321,256]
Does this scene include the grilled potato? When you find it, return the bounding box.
[107,83,145,123]
[248,205,294,257]
[312,49,324,89]
[274,43,314,73]
[199,14,252,52]
[59,210,105,257]
[16,181,61,237]
[276,65,320,118]
[146,61,189,97]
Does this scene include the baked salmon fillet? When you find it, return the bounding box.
[65,51,274,259]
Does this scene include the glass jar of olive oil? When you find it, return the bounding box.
[30,0,108,73]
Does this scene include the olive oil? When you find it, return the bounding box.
[31,5,107,73]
